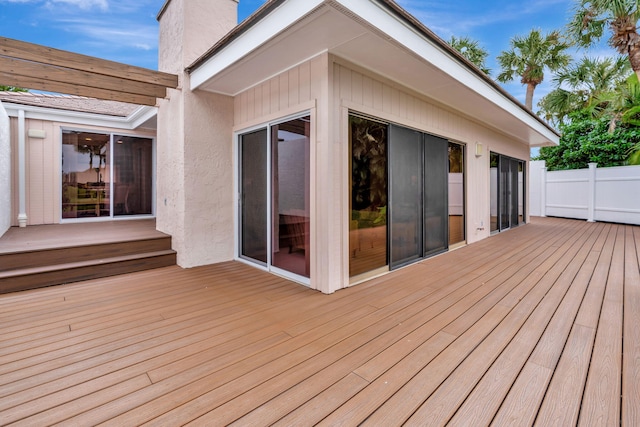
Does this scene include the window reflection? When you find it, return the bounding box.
[448,142,465,245]
[62,130,153,219]
[62,131,110,218]
[272,117,311,277]
[349,115,388,276]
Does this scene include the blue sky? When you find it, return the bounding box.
[0,0,613,109]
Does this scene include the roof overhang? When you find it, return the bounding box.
[0,101,158,131]
[188,0,559,147]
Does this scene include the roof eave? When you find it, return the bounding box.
[186,0,560,146]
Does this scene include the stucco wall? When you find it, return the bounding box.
[157,0,237,268]
[0,102,10,236]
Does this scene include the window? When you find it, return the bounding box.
[62,130,153,219]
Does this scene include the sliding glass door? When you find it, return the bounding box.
[62,130,153,219]
[349,116,388,276]
[389,125,423,268]
[423,134,449,256]
[350,114,456,275]
[239,129,268,264]
[491,152,526,232]
[112,135,153,216]
[271,119,311,278]
[238,115,311,281]
[448,142,466,246]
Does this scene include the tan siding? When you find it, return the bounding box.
[288,66,299,107]
[299,61,311,104]
[23,119,57,225]
[231,55,530,293]
[233,56,323,128]
[11,118,155,226]
[27,122,44,225]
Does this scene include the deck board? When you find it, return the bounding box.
[623,225,640,426]
[0,217,638,425]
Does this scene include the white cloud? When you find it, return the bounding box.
[54,17,157,51]
[1,0,109,9]
[48,0,109,10]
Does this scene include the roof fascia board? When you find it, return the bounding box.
[190,0,324,91]
[1,102,157,131]
[335,0,558,144]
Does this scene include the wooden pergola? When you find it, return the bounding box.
[0,37,178,106]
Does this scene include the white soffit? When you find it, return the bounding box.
[190,0,558,147]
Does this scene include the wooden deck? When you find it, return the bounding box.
[0,217,638,426]
[0,220,176,293]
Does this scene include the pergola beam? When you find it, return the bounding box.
[0,71,158,106]
[0,37,178,106]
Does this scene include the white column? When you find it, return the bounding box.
[540,166,547,217]
[17,109,27,227]
[587,162,597,222]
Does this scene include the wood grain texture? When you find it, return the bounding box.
[0,37,177,105]
[0,218,637,425]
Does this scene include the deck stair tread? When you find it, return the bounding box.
[0,220,176,293]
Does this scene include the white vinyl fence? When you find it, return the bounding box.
[530,160,640,225]
[0,101,10,237]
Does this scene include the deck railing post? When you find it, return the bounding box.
[540,165,547,217]
[17,109,28,228]
[587,162,597,222]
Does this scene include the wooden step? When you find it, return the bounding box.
[0,250,177,294]
[0,237,173,272]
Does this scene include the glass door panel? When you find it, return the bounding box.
[490,152,499,232]
[271,117,311,278]
[492,152,526,232]
[62,131,110,219]
[349,116,388,277]
[499,155,511,230]
[510,158,519,227]
[518,161,525,224]
[239,129,268,264]
[424,133,449,256]
[113,135,153,216]
[448,142,465,245]
[389,125,423,268]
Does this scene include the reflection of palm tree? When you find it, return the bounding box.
[350,116,387,210]
[79,143,107,182]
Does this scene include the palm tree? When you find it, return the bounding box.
[448,36,491,74]
[538,56,631,125]
[497,29,571,109]
[590,72,640,131]
[567,0,640,81]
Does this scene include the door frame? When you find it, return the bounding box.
[491,152,526,233]
[235,111,312,286]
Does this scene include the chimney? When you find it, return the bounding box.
[157,0,239,74]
